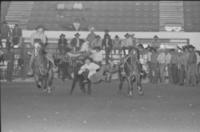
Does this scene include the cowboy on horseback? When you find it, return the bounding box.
[27,25,55,76]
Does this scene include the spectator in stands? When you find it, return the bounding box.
[90,35,102,49]
[102,34,113,64]
[186,45,197,86]
[70,33,84,52]
[12,24,22,46]
[86,27,96,46]
[27,25,48,76]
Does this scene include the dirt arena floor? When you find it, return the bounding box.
[1,79,200,132]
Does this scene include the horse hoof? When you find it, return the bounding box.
[128,91,133,96]
[47,87,51,93]
[137,87,144,96]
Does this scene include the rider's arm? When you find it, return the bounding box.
[78,64,87,74]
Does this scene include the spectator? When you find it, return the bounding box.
[5,46,14,82]
[152,35,160,49]
[90,35,102,49]
[12,24,22,46]
[104,29,111,39]
[70,33,84,52]
[102,34,113,64]
[182,46,190,85]
[1,21,11,42]
[196,50,200,84]
[186,45,197,86]
[157,49,171,83]
[149,48,159,83]
[177,49,185,85]
[58,34,69,54]
[86,27,96,46]
[169,49,179,84]
[112,35,121,54]
[130,33,137,47]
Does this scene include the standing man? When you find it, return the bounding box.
[70,33,85,52]
[1,21,12,48]
[5,46,14,82]
[86,27,96,46]
[90,35,102,49]
[58,34,69,54]
[169,49,179,84]
[102,34,113,64]
[12,24,22,46]
[187,45,197,86]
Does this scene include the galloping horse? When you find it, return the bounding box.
[32,42,54,93]
[118,47,144,96]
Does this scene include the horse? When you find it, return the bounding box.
[32,42,54,93]
[118,47,144,96]
[54,53,72,81]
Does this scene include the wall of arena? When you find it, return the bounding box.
[22,30,200,50]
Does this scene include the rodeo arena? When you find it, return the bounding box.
[1,1,200,132]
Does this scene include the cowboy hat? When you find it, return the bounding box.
[124,33,129,37]
[90,27,95,31]
[74,32,80,37]
[188,45,195,49]
[60,33,65,37]
[35,25,46,30]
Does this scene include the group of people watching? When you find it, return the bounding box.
[1,22,200,86]
[137,44,200,87]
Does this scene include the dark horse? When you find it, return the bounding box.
[118,47,144,96]
[54,53,72,81]
[32,42,54,93]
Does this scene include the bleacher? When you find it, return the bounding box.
[26,1,159,31]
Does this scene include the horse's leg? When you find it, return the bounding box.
[127,77,133,96]
[41,77,48,93]
[137,74,144,96]
[87,81,92,95]
[34,74,41,89]
[47,69,54,93]
[70,77,77,95]
[79,77,86,94]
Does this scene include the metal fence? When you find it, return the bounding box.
[0,46,125,81]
